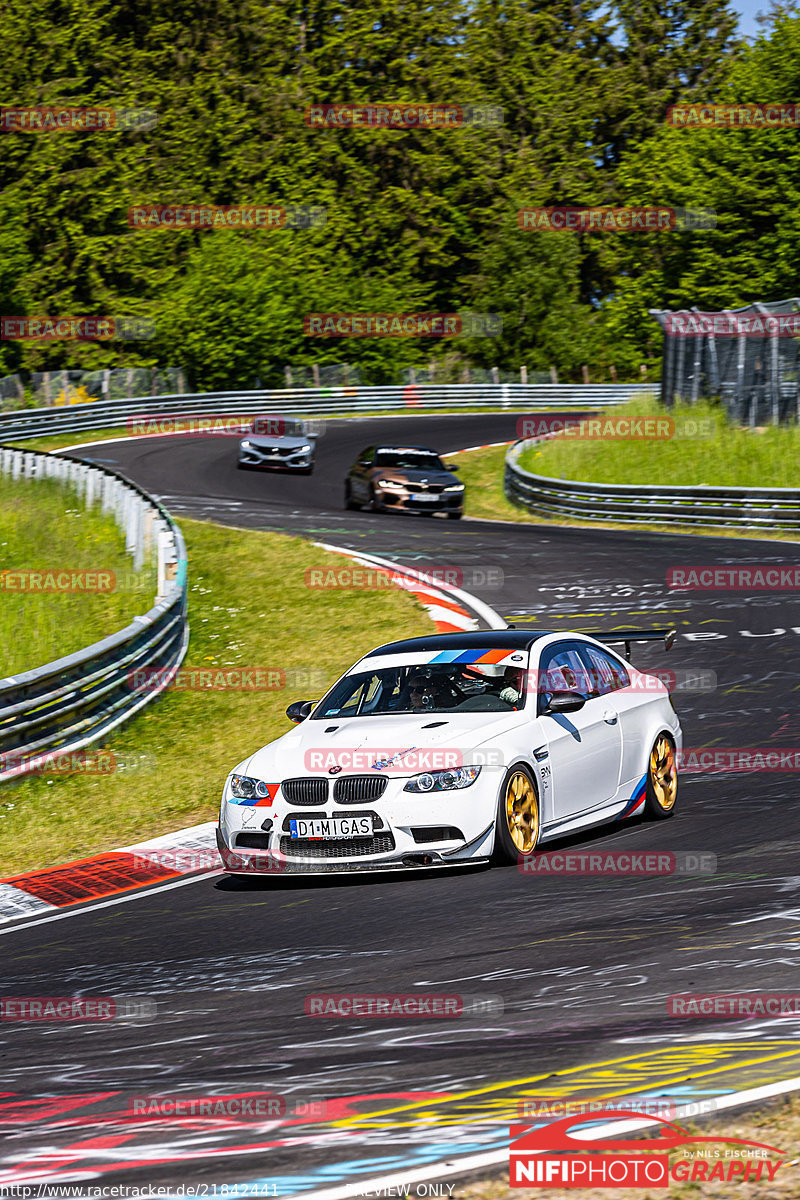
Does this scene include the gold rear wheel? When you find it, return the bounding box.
[646,734,678,817]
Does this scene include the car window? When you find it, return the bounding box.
[373,450,445,471]
[537,643,593,713]
[579,644,631,696]
[312,663,525,718]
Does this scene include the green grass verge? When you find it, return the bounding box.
[0,477,157,677]
[0,517,432,875]
[518,396,800,488]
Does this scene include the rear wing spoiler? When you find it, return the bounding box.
[583,627,677,662]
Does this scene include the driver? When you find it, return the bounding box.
[407,670,451,711]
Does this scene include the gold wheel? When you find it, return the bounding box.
[504,769,539,854]
[649,735,677,812]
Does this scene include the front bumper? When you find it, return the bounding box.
[216,826,489,875]
[217,779,497,874]
[238,447,314,470]
[376,489,464,514]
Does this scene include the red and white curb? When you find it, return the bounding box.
[0,551,505,925]
[0,823,220,925]
[313,543,507,633]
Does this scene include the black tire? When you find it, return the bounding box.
[493,764,540,864]
[369,485,384,513]
[448,511,463,520]
[344,481,360,510]
[644,733,678,819]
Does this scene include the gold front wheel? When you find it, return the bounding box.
[645,734,678,818]
[497,767,540,860]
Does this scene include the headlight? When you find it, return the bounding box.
[297,444,312,453]
[444,484,465,492]
[377,479,406,490]
[404,765,482,792]
[240,440,253,450]
[229,774,271,800]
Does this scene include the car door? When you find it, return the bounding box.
[535,640,623,820]
[579,640,643,791]
[351,447,374,501]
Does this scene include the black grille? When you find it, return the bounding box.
[280,833,396,859]
[333,775,388,804]
[410,826,463,844]
[282,778,328,805]
[281,810,382,832]
[235,832,271,849]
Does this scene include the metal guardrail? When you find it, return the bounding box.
[0,447,188,782]
[505,439,800,530]
[0,384,647,441]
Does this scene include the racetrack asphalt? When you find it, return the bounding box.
[2,413,800,1193]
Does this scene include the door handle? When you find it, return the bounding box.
[603,709,618,724]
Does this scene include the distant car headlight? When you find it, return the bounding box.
[404,765,482,792]
[444,484,465,492]
[377,479,406,489]
[229,774,270,800]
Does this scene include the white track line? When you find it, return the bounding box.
[280,1076,800,1200]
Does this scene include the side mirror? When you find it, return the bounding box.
[358,458,372,468]
[542,691,586,715]
[445,463,459,472]
[286,700,314,723]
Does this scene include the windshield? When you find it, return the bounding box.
[250,419,306,438]
[311,663,527,718]
[373,450,446,471]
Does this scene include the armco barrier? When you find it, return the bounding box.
[504,439,800,530]
[0,384,647,441]
[0,447,188,782]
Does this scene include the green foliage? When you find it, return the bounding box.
[0,0,785,385]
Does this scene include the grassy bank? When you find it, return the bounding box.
[518,397,800,488]
[0,517,431,874]
[0,477,156,677]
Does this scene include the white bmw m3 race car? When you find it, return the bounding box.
[216,629,682,875]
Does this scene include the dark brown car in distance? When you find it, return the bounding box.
[344,445,465,518]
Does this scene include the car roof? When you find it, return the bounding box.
[366,630,554,656]
[373,445,441,453]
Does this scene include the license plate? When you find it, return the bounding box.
[411,493,438,502]
[289,816,373,839]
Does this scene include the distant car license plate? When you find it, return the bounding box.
[289,816,373,839]
[411,493,438,502]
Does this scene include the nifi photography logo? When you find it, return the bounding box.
[508,1110,785,1188]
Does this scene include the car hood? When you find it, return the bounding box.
[242,434,313,449]
[240,711,526,780]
